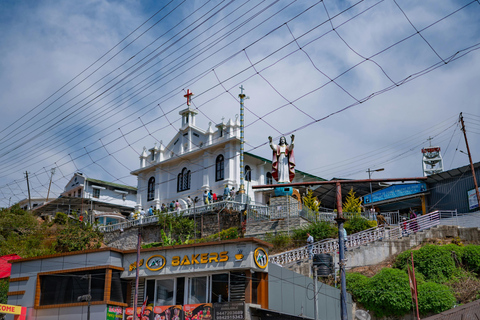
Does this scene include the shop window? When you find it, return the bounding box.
[216,155,224,181]
[155,279,175,306]
[93,188,100,199]
[211,273,229,303]
[176,277,185,305]
[147,176,155,201]
[110,270,128,303]
[187,276,207,304]
[245,165,252,182]
[39,269,106,306]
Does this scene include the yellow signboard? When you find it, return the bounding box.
[0,303,22,315]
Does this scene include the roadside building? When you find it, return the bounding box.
[6,238,352,319]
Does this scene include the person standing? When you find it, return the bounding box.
[342,228,348,252]
[307,233,314,259]
[148,206,153,216]
[203,190,209,205]
[224,185,230,200]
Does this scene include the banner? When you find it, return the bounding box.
[106,305,123,320]
[183,303,213,320]
[125,306,153,320]
[153,305,183,320]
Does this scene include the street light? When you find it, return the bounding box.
[366,168,385,208]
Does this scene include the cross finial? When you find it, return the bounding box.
[239,85,245,95]
[427,136,433,146]
[184,89,194,106]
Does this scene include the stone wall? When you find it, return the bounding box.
[103,209,242,250]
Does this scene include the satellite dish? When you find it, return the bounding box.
[355,309,371,320]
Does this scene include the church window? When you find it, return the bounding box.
[216,155,224,181]
[147,177,155,201]
[245,165,252,182]
[177,168,191,192]
[266,172,272,185]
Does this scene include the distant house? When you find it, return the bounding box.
[62,172,137,208]
[15,198,49,211]
[32,173,137,220]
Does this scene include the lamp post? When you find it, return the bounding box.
[367,168,384,208]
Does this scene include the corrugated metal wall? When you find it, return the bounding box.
[268,264,353,320]
[427,166,480,213]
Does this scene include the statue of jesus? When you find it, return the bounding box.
[268,135,295,183]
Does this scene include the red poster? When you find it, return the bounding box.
[125,306,154,320]
[153,305,183,320]
[183,303,213,320]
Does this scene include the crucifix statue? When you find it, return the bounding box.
[184,89,194,106]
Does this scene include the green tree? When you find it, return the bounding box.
[342,188,362,214]
[302,189,320,211]
[54,220,103,252]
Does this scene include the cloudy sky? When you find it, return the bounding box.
[0,0,479,206]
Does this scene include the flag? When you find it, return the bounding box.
[139,296,148,318]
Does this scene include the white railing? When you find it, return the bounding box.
[269,211,441,265]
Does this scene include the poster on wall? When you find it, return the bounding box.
[183,303,213,320]
[125,306,154,320]
[153,305,183,320]
[468,189,479,210]
[106,305,123,320]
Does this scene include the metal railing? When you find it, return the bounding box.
[269,210,441,265]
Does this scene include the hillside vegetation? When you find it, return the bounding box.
[346,242,480,318]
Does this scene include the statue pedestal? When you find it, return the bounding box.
[274,186,294,197]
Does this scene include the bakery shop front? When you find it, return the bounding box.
[123,238,270,319]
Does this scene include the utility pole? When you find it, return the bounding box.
[133,227,142,319]
[46,168,56,202]
[238,85,246,203]
[460,112,480,210]
[335,182,348,320]
[366,168,384,208]
[25,171,32,210]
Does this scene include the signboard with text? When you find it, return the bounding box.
[468,189,479,210]
[106,305,123,320]
[363,183,427,204]
[213,302,244,320]
[184,303,213,320]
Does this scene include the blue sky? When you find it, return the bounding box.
[0,0,479,206]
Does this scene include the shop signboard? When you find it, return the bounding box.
[183,303,213,320]
[106,305,123,320]
[468,189,479,210]
[213,302,244,320]
[363,183,427,204]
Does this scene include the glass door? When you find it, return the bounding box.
[186,276,209,304]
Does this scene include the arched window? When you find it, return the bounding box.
[266,172,272,185]
[245,165,252,182]
[147,177,155,201]
[177,167,191,192]
[216,154,224,181]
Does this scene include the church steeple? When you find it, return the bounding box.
[179,107,198,128]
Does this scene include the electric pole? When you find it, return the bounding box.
[459,112,480,210]
[25,171,32,210]
[46,168,56,202]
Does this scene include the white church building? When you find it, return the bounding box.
[131,95,323,211]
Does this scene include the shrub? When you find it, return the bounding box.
[463,245,480,274]
[0,278,8,304]
[394,245,461,283]
[344,216,373,234]
[345,272,369,301]
[264,232,292,252]
[54,222,103,252]
[292,221,337,243]
[360,268,412,317]
[53,212,68,225]
[418,282,456,315]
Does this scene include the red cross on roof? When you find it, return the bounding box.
[184,89,194,106]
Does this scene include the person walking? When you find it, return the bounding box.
[307,233,314,259]
[224,185,230,200]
